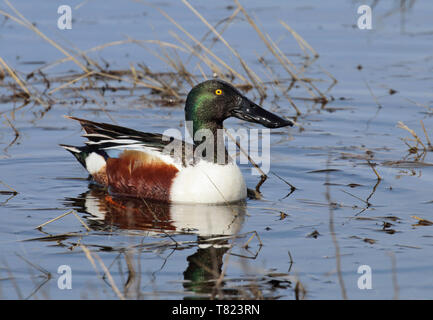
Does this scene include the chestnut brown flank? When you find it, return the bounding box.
[92,166,108,185]
[105,150,179,202]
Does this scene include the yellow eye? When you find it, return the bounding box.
[215,89,222,95]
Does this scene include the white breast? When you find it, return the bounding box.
[85,152,106,174]
[169,161,247,204]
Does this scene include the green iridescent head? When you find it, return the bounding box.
[185,79,293,139]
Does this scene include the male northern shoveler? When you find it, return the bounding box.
[61,80,293,204]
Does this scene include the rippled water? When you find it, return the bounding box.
[0,0,432,299]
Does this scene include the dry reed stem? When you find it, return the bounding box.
[35,210,74,229]
[0,63,5,80]
[80,244,126,300]
[364,79,382,108]
[0,179,18,194]
[71,210,91,232]
[405,97,433,114]
[242,231,262,249]
[95,71,177,97]
[35,209,90,231]
[234,0,320,99]
[286,95,302,115]
[319,65,338,94]
[48,71,96,95]
[209,229,262,299]
[158,44,195,87]
[420,120,432,150]
[224,129,266,177]
[0,56,30,96]
[192,6,241,60]
[80,244,100,275]
[3,114,20,147]
[196,63,208,80]
[280,20,319,58]
[182,0,266,97]
[169,31,223,79]
[341,189,370,206]
[325,156,347,300]
[212,247,231,299]
[1,259,23,299]
[256,53,302,115]
[271,171,296,192]
[37,39,188,73]
[156,6,248,83]
[387,251,399,300]
[397,121,427,150]
[0,55,48,110]
[265,33,300,75]
[16,253,50,278]
[411,215,433,225]
[367,160,382,181]
[4,0,88,72]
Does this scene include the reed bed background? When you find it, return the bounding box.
[0,0,336,126]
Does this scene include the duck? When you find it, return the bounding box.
[61,79,293,204]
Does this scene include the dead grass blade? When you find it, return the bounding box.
[420,120,432,150]
[182,0,266,97]
[411,216,433,226]
[155,5,247,83]
[0,179,18,195]
[35,209,90,231]
[48,71,96,95]
[80,244,126,300]
[0,56,30,97]
[3,114,20,151]
[3,0,88,72]
[280,20,319,58]
[367,160,382,181]
[35,210,74,230]
[325,155,347,299]
[234,0,321,100]
[397,121,427,151]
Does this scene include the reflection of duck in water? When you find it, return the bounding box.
[66,186,246,297]
[67,185,246,236]
[61,80,292,204]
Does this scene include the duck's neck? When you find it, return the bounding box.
[189,121,229,164]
